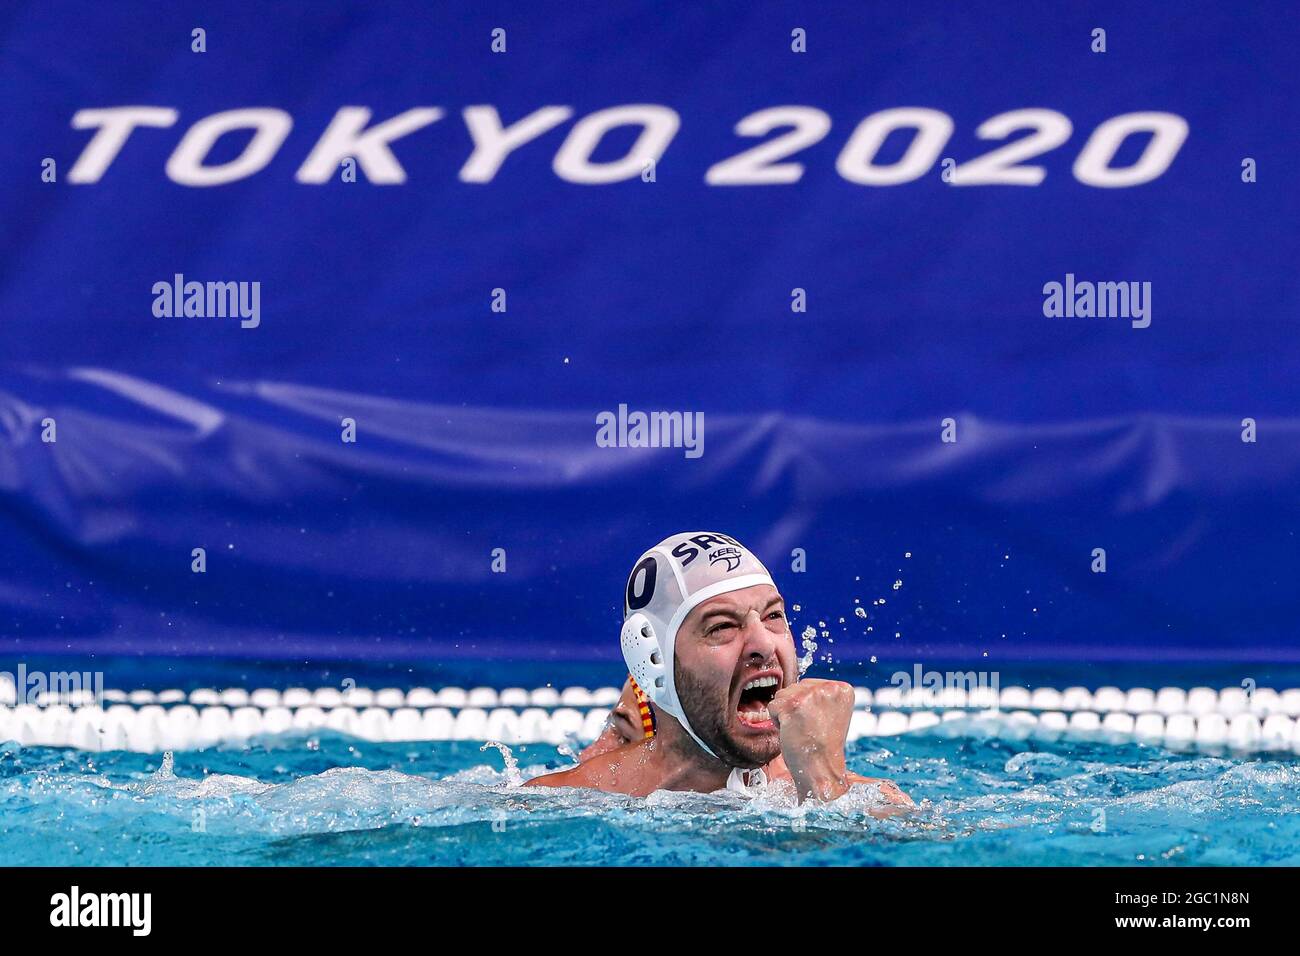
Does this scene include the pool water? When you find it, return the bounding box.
[3,731,1297,866]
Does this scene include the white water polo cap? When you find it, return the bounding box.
[620,531,776,758]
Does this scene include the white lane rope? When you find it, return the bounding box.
[2,682,1299,754]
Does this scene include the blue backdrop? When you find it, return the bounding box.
[1,1,1297,664]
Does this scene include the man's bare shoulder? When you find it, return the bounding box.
[522,763,592,789]
[523,740,648,793]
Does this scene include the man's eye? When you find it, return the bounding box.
[767,610,785,620]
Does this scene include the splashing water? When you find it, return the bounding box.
[2,733,1297,866]
[798,625,818,676]
[480,741,524,788]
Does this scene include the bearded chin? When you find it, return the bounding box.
[673,663,776,769]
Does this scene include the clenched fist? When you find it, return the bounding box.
[768,678,855,802]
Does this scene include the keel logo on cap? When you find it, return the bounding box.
[709,546,743,572]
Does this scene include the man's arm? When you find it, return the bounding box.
[768,679,913,811]
[767,679,856,801]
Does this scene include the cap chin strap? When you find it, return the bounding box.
[658,695,719,759]
[726,766,769,796]
[654,572,775,762]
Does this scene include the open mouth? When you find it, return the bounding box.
[735,673,780,729]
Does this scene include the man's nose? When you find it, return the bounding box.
[740,610,779,661]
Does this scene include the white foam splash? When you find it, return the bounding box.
[480,740,524,788]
